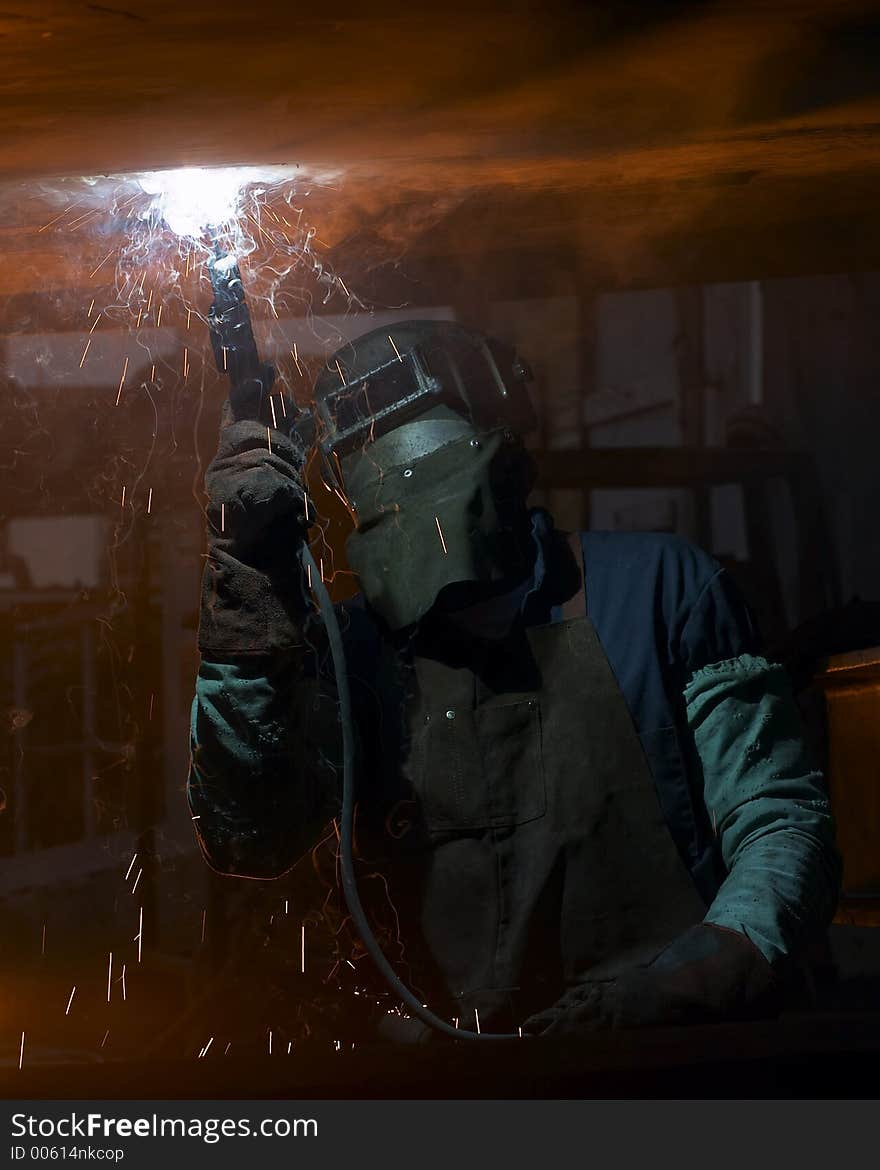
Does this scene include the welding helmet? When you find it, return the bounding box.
[314,320,538,630]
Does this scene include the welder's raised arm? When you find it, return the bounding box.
[187,413,341,878]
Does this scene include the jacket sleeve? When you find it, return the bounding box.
[684,650,841,967]
[188,409,346,879]
[188,647,342,878]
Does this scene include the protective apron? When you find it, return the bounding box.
[370,545,707,1031]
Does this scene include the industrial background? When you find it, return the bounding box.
[0,0,879,1095]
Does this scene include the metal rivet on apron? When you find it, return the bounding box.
[403,468,413,478]
[445,709,456,720]
[470,438,481,449]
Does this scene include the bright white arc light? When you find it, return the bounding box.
[137,166,259,240]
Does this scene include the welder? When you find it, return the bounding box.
[188,317,840,1038]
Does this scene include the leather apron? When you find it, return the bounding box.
[366,544,706,1032]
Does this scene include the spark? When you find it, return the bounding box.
[100,1030,110,1049]
[247,211,267,248]
[291,344,302,375]
[135,906,143,963]
[474,1008,481,1034]
[135,308,143,329]
[287,1042,292,1055]
[124,852,138,881]
[198,1037,214,1059]
[220,502,225,533]
[224,1042,231,1055]
[37,199,84,233]
[222,346,227,371]
[284,900,288,915]
[268,1030,273,1055]
[146,288,153,312]
[131,867,143,895]
[269,397,278,429]
[388,335,403,362]
[337,276,350,298]
[89,313,102,334]
[182,348,189,379]
[301,924,305,973]
[66,205,102,230]
[18,1031,24,1070]
[518,1026,523,1037]
[335,359,345,384]
[191,814,201,820]
[147,487,153,515]
[150,363,156,383]
[41,924,46,956]
[148,692,154,720]
[267,427,272,454]
[201,909,207,944]
[107,952,113,1003]
[79,338,92,368]
[120,485,126,508]
[115,356,129,406]
[116,191,140,213]
[187,308,192,330]
[89,249,115,280]
[87,298,95,317]
[156,304,163,328]
[435,516,448,555]
[65,986,76,1016]
[121,963,127,1002]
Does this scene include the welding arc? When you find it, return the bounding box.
[299,544,524,1043]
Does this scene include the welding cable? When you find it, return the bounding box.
[298,543,524,1042]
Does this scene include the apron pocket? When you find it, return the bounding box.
[417,698,546,830]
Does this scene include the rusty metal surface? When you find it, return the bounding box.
[2,2,880,288]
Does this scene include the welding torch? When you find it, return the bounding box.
[207,248,283,424]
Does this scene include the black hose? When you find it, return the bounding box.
[299,544,524,1042]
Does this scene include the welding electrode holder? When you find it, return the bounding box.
[206,249,315,451]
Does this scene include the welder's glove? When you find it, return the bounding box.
[198,401,312,658]
[522,924,777,1035]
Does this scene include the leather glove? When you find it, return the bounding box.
[523,924,777,1035]
[199,400,312,658]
